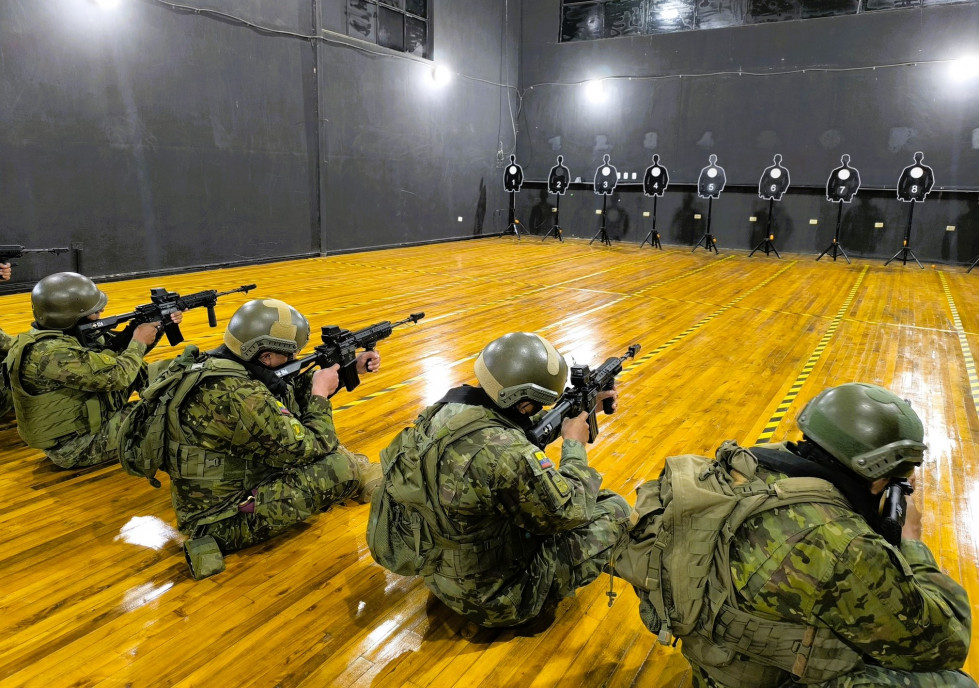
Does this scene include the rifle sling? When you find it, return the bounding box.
[208,345,290,398]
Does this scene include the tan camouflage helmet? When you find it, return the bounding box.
[223,298,310,361]
[475,332,568,408]
[31,272,108,330]
[797,382,927,480]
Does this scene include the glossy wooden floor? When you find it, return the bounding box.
[1,238,977,687]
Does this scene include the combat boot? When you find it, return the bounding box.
[353,453,382,504]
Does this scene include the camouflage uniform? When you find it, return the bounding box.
[637,442,975,688]
[399,393,631,628]
[4,329,149,467]
[1,328,14,418]
[166,356,362,554]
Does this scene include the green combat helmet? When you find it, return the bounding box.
[797,382,927,480]
[475,332,569,408]
[31,272,108,330]
[223,298,309,361]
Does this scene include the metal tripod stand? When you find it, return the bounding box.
[749,198,781,258]
[639,195,662,250]
[589,194,612,246]
[884,200,923,269]
[691,197,718,254]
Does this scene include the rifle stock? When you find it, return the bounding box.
[526,343,640,450]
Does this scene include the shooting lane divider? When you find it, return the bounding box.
[754,265,869,444]
[939,271,979,421]
[619,261,797,380]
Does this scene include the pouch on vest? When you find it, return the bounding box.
[184,535,225,580]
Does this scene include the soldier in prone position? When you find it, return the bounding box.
[3,272,178,467]
[619,383,976,688]
[368,332,632,628]
[151,299,383,578]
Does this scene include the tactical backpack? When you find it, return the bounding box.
[110,345,248,488]
[614,441,863,685]
[366,404,503,577]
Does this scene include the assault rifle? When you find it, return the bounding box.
[526,343,641,450]
[0,244,71,266]
[879,478,913,546]
[272,312,425,393]
[74,284,256,348]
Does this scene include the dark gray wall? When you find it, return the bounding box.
[318,0,519,252]
[0,0,517,287]
[0,0,317,283]
[517,1,979,260]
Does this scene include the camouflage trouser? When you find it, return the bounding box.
[693,663,978,688]
[45,405,132,469]
[427,488,632,628]
[193,448,361,554]
[548,488,633,599]
[816,666,978,688]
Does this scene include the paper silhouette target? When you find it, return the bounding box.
[697,154,726,199]
[503,154,524,192]
[548,155,571,195]
[758,154,791,201]
[826,154,861,203]
[896,152,935,202]
[643,154,670,197]
[593,154,618,195]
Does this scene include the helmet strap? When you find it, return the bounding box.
[439,385,534,432]
[210,345,290,398]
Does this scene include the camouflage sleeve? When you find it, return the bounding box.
[289,369,316,410]
[226,383,340,468]
[0,329,14,356]
[35,339,148,392]
[491,434,603,535]
[813,533,972,671]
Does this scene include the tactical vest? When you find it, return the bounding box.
[5,330,114,449]
[615,441,863,686]
[160,353,266,516]
[367,403,534,579]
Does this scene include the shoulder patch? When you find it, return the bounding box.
[289,417,306,441]
[535,450,553,470]
[274,400,292,416]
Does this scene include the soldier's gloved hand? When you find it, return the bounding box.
[561,411,590,445]
[597,387,618,414]
[356,350,381,374]
[0,262,10,281]
[311,364,341,398]
[133,322,162,346]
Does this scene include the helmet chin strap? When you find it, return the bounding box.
[210,345,290,398]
